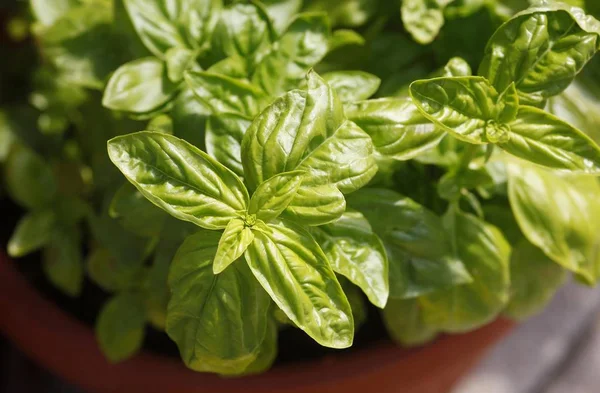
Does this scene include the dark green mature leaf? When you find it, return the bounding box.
[96,292,147,363]
[246,220,354,348]
[252,13,330,95]
[43,227,83,297]
[347,189,471,299]
[185,71,269,117]
[4,146,57,210]
[248,172,305,222]
[505,239,566,320]
[109,182,167,237]
[383,298,438,347]
[311,211,389,308]
[346,98,445,160]
[323,71,380,102]
[167,230,270,374]
[242,71,376,226]
[8,210,56,257]
[108,132,249,230]
[124,0,220,57]
[212,3,273,62]
[103,58,180,114]
[499,106,600,174]
[479,4,600,106]
[506,158,600,284]
[402,0,454,45]
[409,76,519,144]
[213,219,254,274]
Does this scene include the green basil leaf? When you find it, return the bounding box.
[30,0,82,26]
[261,0,303,33]
[0,111,15,163]
[504,238,567,320]
[409,76,519,144]
[419,210,511,332]
[346,97,445,160]
[43,227,83,297]
[207,55,249,78]
[36,1,121,89]
[304,0,378,27]
[437,166,494,200]
[327,29,365,52]
[347,189,472,299]
[213,218,255,274]
[87,248,146,293]
[479,4,600,106]
[245,219,354,348]
[212,3,274,62]
[500,106,600,174]
[4,146,57,210]
[108,132,249,230]
[205,114,250,176]
[248,171,305,222]
[323,71,380,102]
[506,158,600,284]
[171,87,209,150]
[103,58,180,114]
[311,211,389,308]
[252,13,330,95]
[241,318,278,375]
[382,298,438,347]
[109,182,167,237]
[167,230,270,374]
[8,210,57,258]
[147,114,174,134]
[165,47,197,83]
[242,71,376,226]
[124,0,220,57]
[401,0,453,45]
[96,292,147,363]
[185,71,269,117]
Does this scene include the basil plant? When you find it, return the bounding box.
[3,0,600,376]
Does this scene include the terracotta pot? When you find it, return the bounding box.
[0,251,514,393]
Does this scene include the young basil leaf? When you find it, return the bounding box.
[213,218,255,274]
[327,29,365,52]
[108,132,249,230]
[409,76,519,144]
[103,58,180,114]
[500,106,600,174]
[4,146,57,210]
[311,211,389,308]
[109,182,167,237]
[87,248,146,293]
[30,0,82,27]
[248,171,305,222]
[165,47,197,83]
[185,71,269,117]
[96,292,147,363]
[212,3,274,62]
[242,71,376,226]
[167,230,270,374]
[382,298,438,347]
[252,13,330,95]
[437,166,494,200]
[347,189,472,299]
[506,158,600,284]
[504,239,567,320]
[401,0,453,45]
[479,3,600,106]
[323,71,381,102]
[261,0,303,33]
[146,114,174,134]
[304,0,378,27]
[245,219,354,348]
[346,97,445,161]
[8,210,57,258]
[124,0,220,57]
[43,227,84,297]
[418,210,511,332]
[207,55,249,78]
[205,114,251,177]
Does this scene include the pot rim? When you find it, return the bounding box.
[0,250,514,393]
